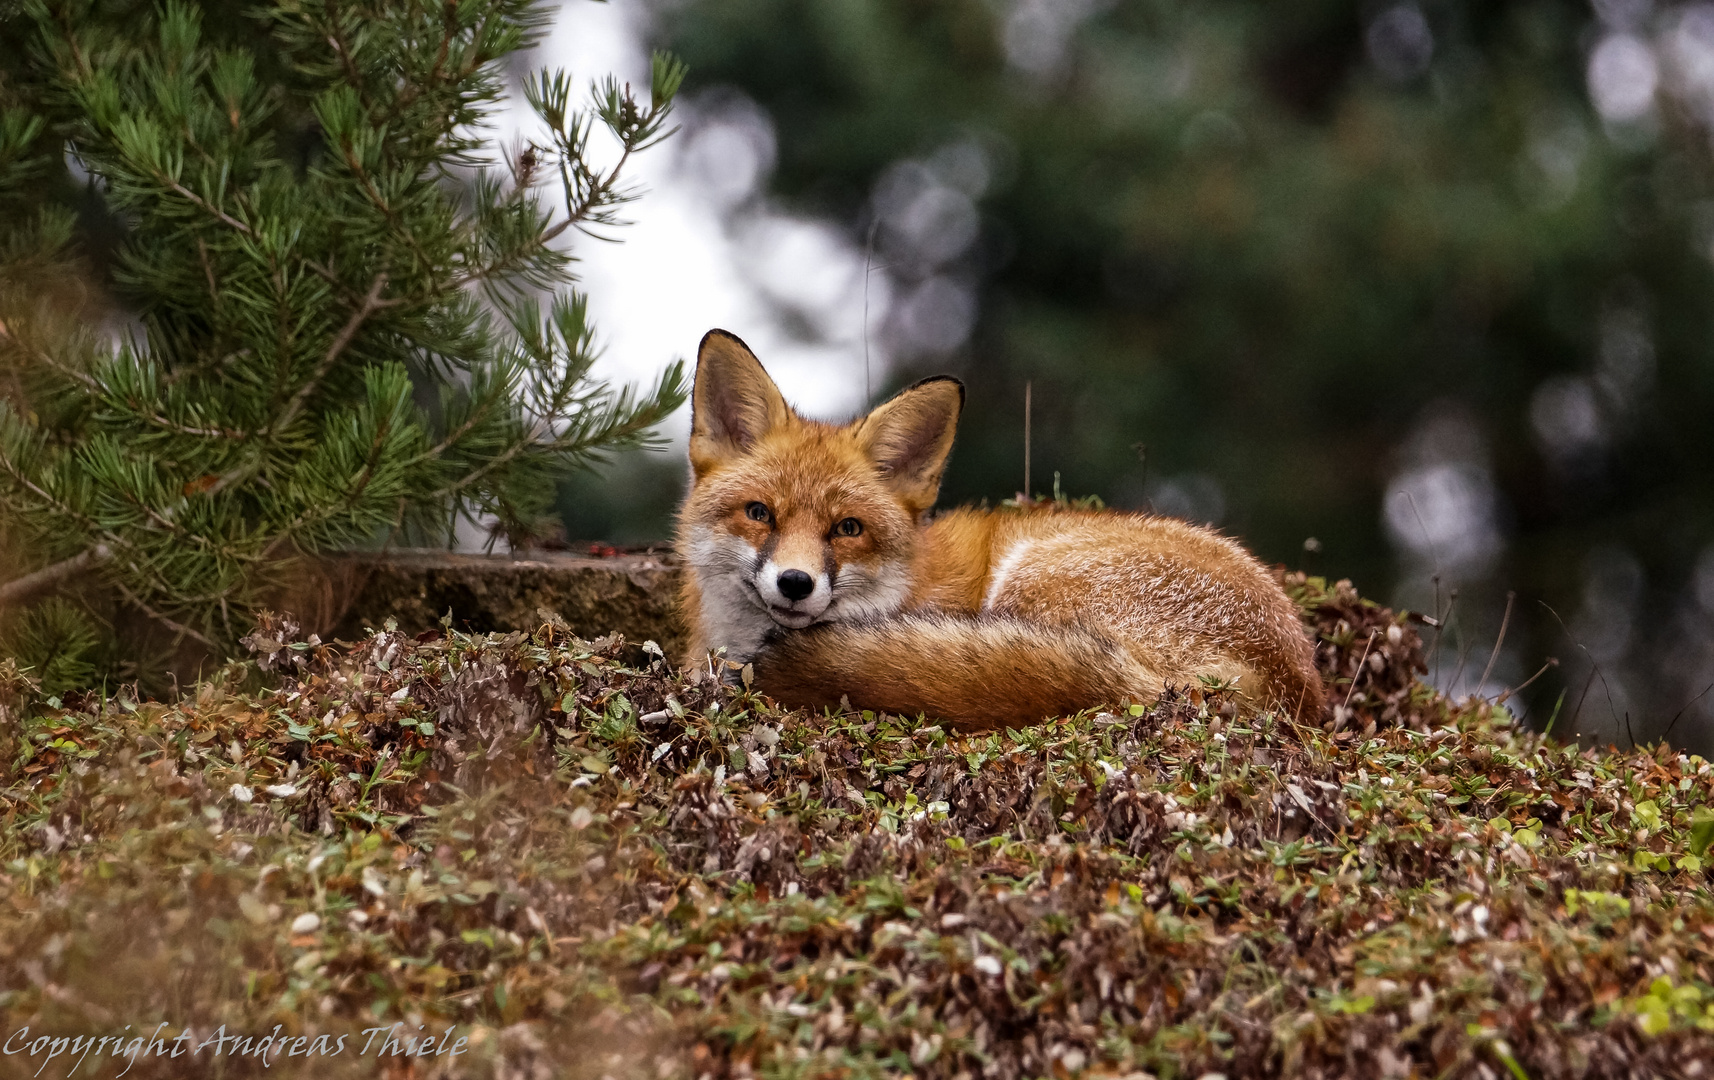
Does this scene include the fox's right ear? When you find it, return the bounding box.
[855,376,964,516]
[689,330,792,475]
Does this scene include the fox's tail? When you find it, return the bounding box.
[748,614,1173,730]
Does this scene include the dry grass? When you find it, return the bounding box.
[2,579,1713,1078]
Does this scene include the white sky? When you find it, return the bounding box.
[505,0,894,438]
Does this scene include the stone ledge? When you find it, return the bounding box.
[302,549,685,656]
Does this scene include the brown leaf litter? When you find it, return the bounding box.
[0,579,1712,1078]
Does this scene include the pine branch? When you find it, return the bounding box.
[196,272,394,500]
[145,171,347,295]
[272,272,393,434]
[112,576,215,649]
[407,394,501,468]
[323,18,376,117]
[0,320,103,393]
[0,435,96,532]
[0,544,110,607]
[5,322,244,438]
[340,154,437,280]
[273,397,402,544]
[163,177,257,239]
[456,57,684,289]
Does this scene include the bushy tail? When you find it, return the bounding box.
[749,614,1167,730]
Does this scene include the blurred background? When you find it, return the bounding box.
[543,0,1714,753]
[7,0,1714,751]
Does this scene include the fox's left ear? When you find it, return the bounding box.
[855,376,964,514]
[690,329,793,476]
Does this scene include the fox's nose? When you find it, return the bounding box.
[776,569,815,602]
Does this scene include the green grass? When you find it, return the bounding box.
[1,581,1712,1078]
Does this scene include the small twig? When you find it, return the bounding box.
[1428,590,1457,685]
[453,93,669,290]
[1570,666,1599,736]
[166,178,256,237]
[1342,629,1379,712]
[862,217,879,406]
[1538,600,1623,744]
[405,393,502,468]
[1401,490,1444,581]
[1023,381,1032,501]
[324,20,379,116]
[429,418,550,500]
[429,383,680,500]
[344,154,437,278]
[140,412,244,439]
[1431,574,1442,653]
[0,544,111,607]
[112,579,215,649]
[7,320,239,436]
[125,488,217,547]
[1478,591,1515,695]
[1449,607,1478,693]
[2,328,104,393]
[452,75,676,291]
[155,172,347,293]
[1400,489,1450,684]
[1663,680,1714,745]
[197,238,220,307]
[1495,657,1558,706]
[269,406,399,546]
[0,444,103,535]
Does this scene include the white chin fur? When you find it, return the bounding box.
[755,557,832,624]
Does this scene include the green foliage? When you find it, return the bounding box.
[0,597,101,695]
[0,0,687,652]
[1627,975,1714,1036]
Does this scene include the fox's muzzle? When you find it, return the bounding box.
[755,556,832,627]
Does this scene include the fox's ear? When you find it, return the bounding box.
[855,376,964,514]
[690,330,792,475]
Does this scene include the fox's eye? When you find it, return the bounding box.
[833,517,863,538]
[745,501,773,524]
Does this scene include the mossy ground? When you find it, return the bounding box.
[2,579,1712,1079]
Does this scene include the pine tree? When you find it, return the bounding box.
[0,0,688,658]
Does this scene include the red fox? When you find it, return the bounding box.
[677,329,1326,729]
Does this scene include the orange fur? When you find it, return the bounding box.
[676,329,1325,729]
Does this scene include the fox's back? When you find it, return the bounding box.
[911,507,1325,717]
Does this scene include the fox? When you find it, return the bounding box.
[676,328,1326,729]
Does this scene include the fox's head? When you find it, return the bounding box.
[678,330,963,650]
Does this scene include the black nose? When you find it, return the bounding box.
[777,569,815,602]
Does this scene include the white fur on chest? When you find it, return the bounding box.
[982,538,1034,611]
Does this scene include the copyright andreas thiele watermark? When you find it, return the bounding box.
[3,1021,470,1076]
